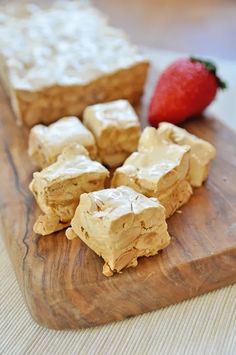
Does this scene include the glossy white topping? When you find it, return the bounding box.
[118,127,190,191]
[30,144,109,235]
[112,127,192,217]
[83,99,141,167]
[83,99,140,135]
[0,2,146,91]
[32,116,95,149]
[35,144,106,183]
[28,116,97,167]
[84,186,164,221]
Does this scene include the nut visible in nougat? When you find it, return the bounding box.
[112,127,193,218]
[28,116,97,169]
[29,144,109,236]
[66,186,170,276]
[83,100,141,168]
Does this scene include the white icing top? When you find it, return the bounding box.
[29,116,95,156]
[115,127,190,191]
[82,186,164,222]
[33,144,108,182]
[0,2,146,91]
[157,122,216,165]
[83,100,140,135]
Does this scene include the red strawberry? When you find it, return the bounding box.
[148,57,226,126]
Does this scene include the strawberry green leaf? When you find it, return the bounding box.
[190,56,227,90]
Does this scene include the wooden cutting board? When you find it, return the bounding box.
[0,52,236,330]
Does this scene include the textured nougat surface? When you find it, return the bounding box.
[157,122,216,187]
[66,186,170,276]
[0,2,149,126]
[28,116,97,168]
[83,100,141,167]
[29,144,109,235]
[112,127,193,217]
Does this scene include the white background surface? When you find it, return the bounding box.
[1,49,236,355]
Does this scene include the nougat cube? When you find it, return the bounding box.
[28,116,97,168]
[29,144,109,235]
[66,186,170,276]
[157,122,216,187]
[112,127,193,218]
[83,100,141,167]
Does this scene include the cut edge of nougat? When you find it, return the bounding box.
[33,213,71,236]
[30,144,109,236]
[28,117,98,169]
[111,127,193,217]
[157,122,216,187]
[9,62,149,127]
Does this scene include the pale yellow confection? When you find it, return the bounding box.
[29,144,109,236]
[83,100,141,167]
[112,127,192,218]
[66,186,170,276]
[28,116,97,168]
[0,2,149,126]
[157,122,216,187]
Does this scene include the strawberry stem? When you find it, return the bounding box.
[190,56,227,89]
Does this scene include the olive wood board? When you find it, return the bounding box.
[0,54,236,330]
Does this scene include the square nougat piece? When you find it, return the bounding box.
[83,100,141,167]
[29,144,109,236]
[112,127,193,218]
[28,116,97,168]
[157,122,216,187]
[66,186,170,276]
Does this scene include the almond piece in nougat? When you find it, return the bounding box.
[83,100,141,168]
[112,127,193,218]
[28,116,97,169]
[157,122,216,187]
[29,144,109,236]
[66,186,170,276]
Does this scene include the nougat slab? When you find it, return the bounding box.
[29,144,109,236]
[0,2,149,126]
[66,186,170,276]
[83,100,141,167]
[157,122,216,187]
[28,116,97,168]
[112,127,192,218]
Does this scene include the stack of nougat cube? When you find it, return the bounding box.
[29,100,216,276]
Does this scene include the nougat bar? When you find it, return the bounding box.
[0,2,149,126]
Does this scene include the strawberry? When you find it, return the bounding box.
[148,57,226,126]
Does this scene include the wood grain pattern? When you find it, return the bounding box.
[0,54,236,329]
